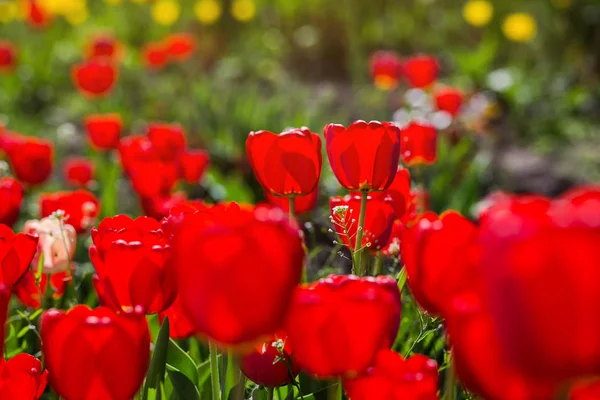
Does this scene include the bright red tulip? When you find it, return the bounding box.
[0,41,17,73]
[178,149,209,183]
[165,33,196,62]
[343,350,438,400]
[147,122,187,161]
[370,51,402,91]
[4,135,53,185]
[400,121,437,166]
[63,156,95,187]
[0,177,23,227]
[158,296,195,339]
[402,55,439,88]
[285,275,401,377]
[371,167,411,220]
[173,203,304,347]
[242,337,300,387]
[434,86,464,117]
[265,189,318,215]
[142,42,169,70]
[71,58,118,97]
[40,190,100,234]
[85,34,122,60]
[90,215,177,314]
[325,121,400,192]
[478,186,600,383]
[0,354,48,399]
[570,380,600,400]
[246,128,322,197]
[84,113,122,150]
[0,225,38,355]
[41,305,150,400]
[14,267,72,309]
[140,193,206,221]
[330,195,396,251]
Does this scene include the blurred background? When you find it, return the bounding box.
[0,0,599,216]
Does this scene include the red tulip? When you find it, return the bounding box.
[246,128,322,197]
[3,134,53,186]
[242,337,300,387]
[158,296,195,339]
[570,380,600,400]
[63,156,95,187]
[265,189,318,215]
[285,275,401,378]
[325,121,400,192]
[434,86,464,117]
[371,167,411,220]
[401,211,477,316]
[142,42,169,70]
[160,201,209,239]
[140,193,205,221]
[0,177,23,227]
[0,41,17,73]
[330,195,396,251]
[0,225,38,355]
[0,354,48,399]
[178,149,209,183]
[14,267,72,309]
[90,215,177,314]
[85,34,122,60]
[84,113,123,150]
[402,55,439,88]
[26,0,51,29]
[41,305,150,400]
[40,190,99,234]
[147,122,187,161]
[382,220,404,257]
[478,186,600,383]
[165,33,196,62]
[400,121,437,166]
[173,203,304,347]
[370,51,402,91]
[343,350,438,400]
[71,58,118,98]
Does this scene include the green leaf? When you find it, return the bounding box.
[167,369,201,400]
[197,354,222,393]
[35,254,44,282]
[224,353,240,399]
[227,383,245,400]
[167,339,198,384]
[143,318,170,400]
[251,387,268,400]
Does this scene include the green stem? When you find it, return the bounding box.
[327,380,342,400]
[396,267,408,293]
[209,341,221,400]
[266,387,273,400]
[288,196,296,222]
[373,251,383,276]
[443,352,457,400]
[353,191,368,277]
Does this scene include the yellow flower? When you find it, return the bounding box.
[502,12,537,43]
[65,6,88,24]
[0,1,18,23]
[462,0,493,27]
[39,0,87,16]
[151,0,180,26]
[231,0,255,23]
[194,0,221,25]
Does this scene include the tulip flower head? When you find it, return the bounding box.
[402,55,439,89]
[0,177,24,227]
[0,41,17,73]
[0,354,48,399]
[71,57,118,98]
[370,51,403,91]
[84,113,123,150]
[24,214,77,274]
[40,190,100,233]
[241,337,300,387]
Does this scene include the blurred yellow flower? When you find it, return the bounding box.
[152,0,180,26]
[462,0,493,27]
[231,0,256,22]
[65,7,88,25]
[0,1,18,23]
[552,0,573,8]
[502,12,537,43]
[194,0,221,25]
[39,0,86,16]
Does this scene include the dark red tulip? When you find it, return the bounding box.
[343,350,438,400]
[41,305,150,400]
[478,186,600,383]
[401,211,477,316]
[84,113,122,150]
[242,337,300,387]
[330,195,396,251]
[173,203,304,347]
[370,51,402,91]
[4,134,53,186]
[402,55,439,88]
[71,58,118,98]
[147,122,187,161]
[178,149,209,183]
[246,128,322,197]
[40,190,100,234]
[371,167,411,220]
[0,353,48,399]
[165,33,196,62]
[0,225,38,355]
[0,177,24,227]
[90,215,177,314]
[158,296,195,339]
[63,156,95,187]
[85,34,122,60]
[142,42,169,70]
[0,41,17,73]
[265,189,318,215]
[325,121,400,192]
[434,86,464,117]
[400,121,437,166]
[285,275,401,378]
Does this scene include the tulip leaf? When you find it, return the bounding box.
[250,387,268,400]
[224,353,241,399]
[167,338,198,384]
[143,318,170,400]
[197,354,222,393]
[167,368,201,400]
[227,383,246,400]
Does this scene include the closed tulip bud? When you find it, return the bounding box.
[40,190,100,234]
[71,57,118,98]
[370,51,402,91]
[147,122,187,161]
[178,149,209,183]
[4,134,53,186]
[400,121,438,166]
[402,55,439,88]
[63,156,95,187]
[84,113,123,151]
[434,86,464,117]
